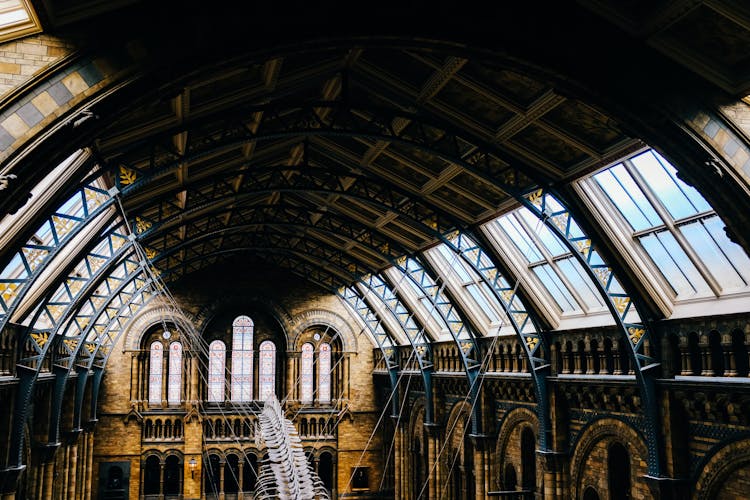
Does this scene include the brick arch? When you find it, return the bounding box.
[192,294,293,339]
[570,417,648,500]
[493,407,539,492]
[142,449,166,463]
[288,309,357,353]
[313,445,337,461]
[693,437,750,500]
[123,303,195,351]
[444,399,473,464]
[408,397,426,438]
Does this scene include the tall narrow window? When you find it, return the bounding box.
[167,342,182,405]
[259,340,276,400]
[208,340,226,402]
[300,342,314,403]
[148,341,163,405]
[318,342,331,403]
[608,442,630,500]
[231,315,254,402]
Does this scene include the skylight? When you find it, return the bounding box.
[0,0,41,43]
[591,149,750,300]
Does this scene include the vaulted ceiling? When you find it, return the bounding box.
[5,0,750,292]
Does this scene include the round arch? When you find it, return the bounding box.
[493,407,539,492]
[693,438,750,500]
[569,418,649,500]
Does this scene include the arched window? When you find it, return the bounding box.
[144,455,161,495]
[164,455,181,495]
[168,341,182,405]
[319,342,331,403]
[231,315,254,402]
[609,442,630,500]
[148,341,163,405]
[208,340,226,402]
[259,340,276,400]
[300,342,314,403]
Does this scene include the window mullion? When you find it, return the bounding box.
[626,161,722,296]
[574,178,676,314]
[517,212,588,311]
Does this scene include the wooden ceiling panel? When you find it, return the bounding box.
[433,78,515,131]
[188,65,265,109]
[660,4,750,70]
[541,99,625,152]
[359,49,437,94]
[510,123,591,171]
[460,61,549,109]
[449,171,509,209]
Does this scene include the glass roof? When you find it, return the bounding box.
[591,149,750,300]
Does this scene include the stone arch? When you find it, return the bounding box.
[443,400,474,497]
[693,438,750,500]
[123,303,196,351]
[192,294,293,340]
[570,418,649,500]
[288,309,357,353]
[493,407,539,492]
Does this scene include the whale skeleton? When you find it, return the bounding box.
[253,395,330,499]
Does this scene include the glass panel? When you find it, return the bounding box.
[466,283,502,323]
[259,341,276,401]
[148,341,163,405]
[702,215,750,285]
[632,151,711,218]
[639,231,710,297]
[518,208,567,257]
[167,342,182,405]
[231,315,253,402]
[497,216,543,262]
[420,297,447,329]
[208,340,225,402]
[680,217,747,290]
[532,264,579,312]
[593,163,662,231]
[556,257,604,309]
[318,343,331,403]
[436,245,472,283]
[300,343,314,403]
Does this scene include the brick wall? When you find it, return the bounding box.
[0,34,75,98]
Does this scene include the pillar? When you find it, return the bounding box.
[425,422,443,500]
[469,434,491,499]
[393,419,403,499]
[85,430,94,500]
[39,461,53,500]
[219,459,225,500]
[190,354,199,403]
[539,451,566,500]
[130,353,138,402]
[67,441,78,500]
[286,354,295,401]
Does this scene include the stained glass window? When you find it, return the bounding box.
[592,149,750,299]
[231,315,254,402]
[300,342,314,403]
[167,341,182,405]
[208,340,225,402]
[318,342,331,403]
[259,340,276,400]
[148,341,163,405]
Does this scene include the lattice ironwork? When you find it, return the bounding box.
[0,177,114,334]
[520,187,662,475]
